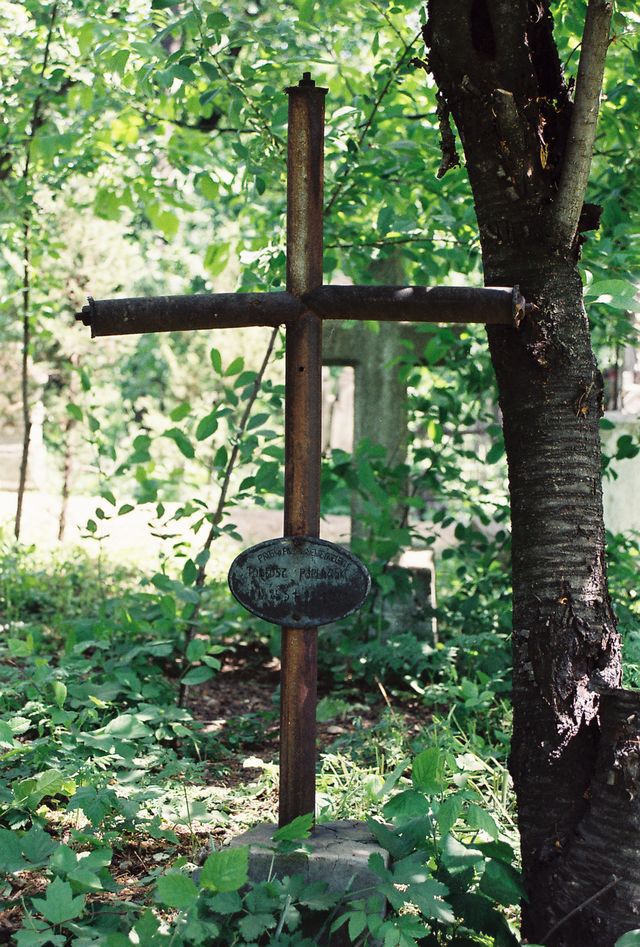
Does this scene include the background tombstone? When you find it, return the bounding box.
[322,318,437,644]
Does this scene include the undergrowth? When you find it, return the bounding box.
[1,531,638,945]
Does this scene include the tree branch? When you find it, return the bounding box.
[541,876,618,944]
[177,326,279,708]
[551,0,613,250]
[325,32,421,217]
[15,0,59,540]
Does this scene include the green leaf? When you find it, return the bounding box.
[14,770,75,810]
[172,64,196,83]
[247,412,270,431]
[485,442,505,464]
[616,933,640,947]
[409,878,455,923]
[225,356,244,377]
[200,846,249,892]
[67,866,104,892]
[32,877,86,924]
[367,818,424,860]
[466,803,499,840]
[447,892,519,945]
[207,891,242,914]
[479,859,526,907]
[198,173,219,200]
[182,559,197,586]
[584,279,638,309]
[210,348,223,373]
[213,445,228,470]
[475,840,516,864]
[14,924,65,947]
[67,786,116,827]
[238,913,276,940]
[440,835,485,872]
[100,714,152,739]
[52,681,67,709]
[110,48,130,76]
[382,789,429,822]
[20,827,59,866]
[164,427,195,459]
[0,720,17,745]
[186,639,207,662]
[437,794,464,837]
[206,11,229,28]
[204,241,230,276]
[66,403,83,421]
[51,845,78,875]
[170,402,191,422]
[195,412,219,440]
[348,911,367,941]
[0,828,28,871]
[297,0,316,21]
[181,666,214,685]
[77,22,94,55]
[94,187,121,221]
[156,872,199,909]
[273,812,314,842]
[412,747,444,795]
[130,909,165,945]
[616,434,640,460]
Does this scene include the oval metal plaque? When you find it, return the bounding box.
[228,536,370,627]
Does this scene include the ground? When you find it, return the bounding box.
[0,640,433,944]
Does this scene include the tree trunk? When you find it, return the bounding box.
[425,3,636,944]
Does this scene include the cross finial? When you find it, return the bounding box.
[286,72,327,95]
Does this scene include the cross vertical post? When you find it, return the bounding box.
[279,73,327,827]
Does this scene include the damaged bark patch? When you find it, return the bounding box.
[435,91,461,178]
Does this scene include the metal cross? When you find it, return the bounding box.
[77,72,523,827]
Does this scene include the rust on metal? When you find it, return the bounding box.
[228,536,370,627]
[278,72,327,828]
[303,284,521,325]
[75,292,299,338]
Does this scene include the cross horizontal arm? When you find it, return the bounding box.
[76,292,302,338]
[76,284,524,338]
[304,284,524,325]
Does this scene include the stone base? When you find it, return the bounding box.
[230,819,389,945]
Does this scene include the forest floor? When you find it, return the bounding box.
[182,642,432,841]
[0,643,435,944]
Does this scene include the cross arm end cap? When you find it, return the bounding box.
[75,296,95,327]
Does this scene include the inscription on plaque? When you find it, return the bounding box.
[228,536,371,627]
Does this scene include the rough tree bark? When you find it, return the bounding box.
[425,3,639,945]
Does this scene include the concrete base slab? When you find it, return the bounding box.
[230,819,389,945]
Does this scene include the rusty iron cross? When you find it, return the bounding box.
[77,73,523,827]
